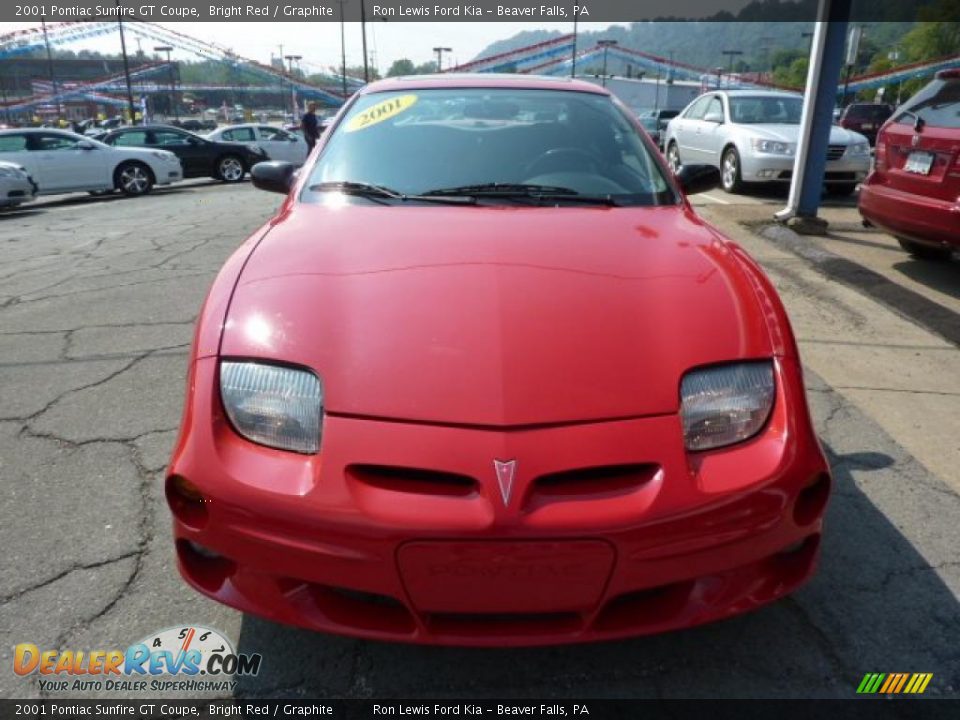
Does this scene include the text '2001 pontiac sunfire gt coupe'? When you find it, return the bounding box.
[166,75,831,646]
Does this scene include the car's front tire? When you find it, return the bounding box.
[114,161,154,197]
[216,155,246,183]
[721,146,744,194]
[666,141,682,173]
[896,237,953,262]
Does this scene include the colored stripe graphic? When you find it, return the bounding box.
[857,673,932,694]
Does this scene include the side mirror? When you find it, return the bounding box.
[251,161,296,195]
[76,140,95,150]
[703,111,724,124]
[676,164,721,195]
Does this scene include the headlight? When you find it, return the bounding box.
[680,361,775,451]
[219,361,323,454]
[846,142,870,157]
[750,138,794,155]
[0,166,24,178]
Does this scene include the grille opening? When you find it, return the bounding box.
[426,611,582,636]
[303,583,416,634]
[176,539,235,593]
[347,464,477,497]
[530,464,658,502]
[593,581,695,632]
[765,533,820,588]
[794,473,831,527]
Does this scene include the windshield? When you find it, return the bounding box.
[305,88,674,205]
[729,96,803,124]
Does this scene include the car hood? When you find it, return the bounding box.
[739,123,864,145]
[220,204,773,426]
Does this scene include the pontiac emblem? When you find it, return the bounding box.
[493,459,517,505]
[912,134,921,147]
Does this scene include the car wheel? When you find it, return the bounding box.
[827,183,858,196]
[721,147,743,194]
[217,155,245,183]
[114,161,154,197]
[896,237,953,262]
[666,142,682,173]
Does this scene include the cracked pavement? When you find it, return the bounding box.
[1,183,958,699]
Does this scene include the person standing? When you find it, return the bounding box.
[301,101,320,154]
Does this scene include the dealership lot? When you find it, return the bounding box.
[0,182,957,698]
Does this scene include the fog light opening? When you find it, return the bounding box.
[794,473,831,527]
[165,475,210,529]
[176,539,235,593]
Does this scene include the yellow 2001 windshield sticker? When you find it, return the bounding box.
[345,94,418,132]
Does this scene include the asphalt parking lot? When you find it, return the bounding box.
[1,181,958,699]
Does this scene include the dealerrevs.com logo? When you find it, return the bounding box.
[13,625,262,693]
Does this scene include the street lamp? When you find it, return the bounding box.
[722,49,743,86]
[433,47,452,73]
[571,17,578,78]
[116,1,137,125]
[285,55,302,117]
[598,39,618,88]
[337,0,348,97]
[154,45,175,120]
[40,18,63,122]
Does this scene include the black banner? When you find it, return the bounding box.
[2,700,959,720]
[0,0,950,23]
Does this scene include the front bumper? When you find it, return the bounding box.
[168,355,830,646]
[741,151,869,184]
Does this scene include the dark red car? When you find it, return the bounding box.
[838,102,894,145]
[167,75,831,645]
[859,70,960,261]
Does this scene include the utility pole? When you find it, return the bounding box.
[433,47,452,73]
[154,46,174,120]
[598,39,617,88]
[40,18,62,122]
[116,2,137,125]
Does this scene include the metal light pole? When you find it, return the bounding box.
[337,0,348,97]
[721,49,743,87]
[116,2,137,125]
[598,39,617,88]
[360,0,369,82]
[285,55,302,117]
[571,17,578,78]
[40,18,63,122]
[433,47,452,73]
[154,46,174,120]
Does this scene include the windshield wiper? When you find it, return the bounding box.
[896,110,925,132]
[421,182,621,206]
[307,180,475,204]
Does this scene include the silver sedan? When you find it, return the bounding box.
[663,90,871,195]
[0,160,37,209]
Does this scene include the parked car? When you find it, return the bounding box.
[838,102,894,145]
[859,69,960,261]
[166,75,830,646]
[205,123,309,165]
[0,160,38,209]
[636,108,680,150]
[96,124,267,183]
[664,90,871,194]
[172,119,207,132]
[0,129,182,196]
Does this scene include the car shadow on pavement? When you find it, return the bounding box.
[232,435,959,698]
[894,259,960,302]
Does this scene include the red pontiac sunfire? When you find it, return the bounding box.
[167,75,831,646]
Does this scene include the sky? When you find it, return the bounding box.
[1,21,633,75]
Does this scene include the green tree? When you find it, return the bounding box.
[773,57,809,88]
[386,58,416,77]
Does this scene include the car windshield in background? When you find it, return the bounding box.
[730,96,804,124]
[305,88,674,206]
[895,78,960,129]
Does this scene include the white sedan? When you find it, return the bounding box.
[0,129,183,197]
[0,160,38,209]
[205,123,309,165]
